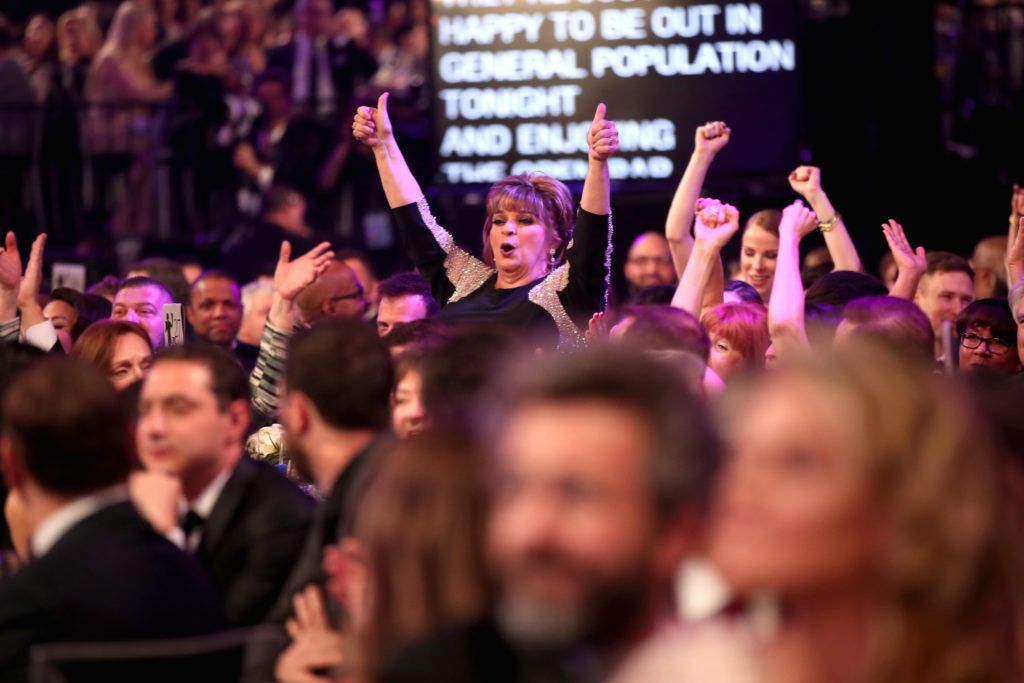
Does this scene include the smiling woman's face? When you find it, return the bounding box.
[739,226,779,301]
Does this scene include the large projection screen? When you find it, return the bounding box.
[430,0,804,190]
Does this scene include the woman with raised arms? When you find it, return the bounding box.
[353,93,618,348]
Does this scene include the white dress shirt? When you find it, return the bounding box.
[169,466,233,552]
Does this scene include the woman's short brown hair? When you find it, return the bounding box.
[701,302,770,372]
[71,319,152,376]
[480,174,575,268]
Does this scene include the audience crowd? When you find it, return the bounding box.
[0,0,427,248]
[2,3,1024,683]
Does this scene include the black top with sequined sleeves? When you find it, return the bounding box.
[392,197,613,349]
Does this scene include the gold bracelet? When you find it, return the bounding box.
[818,212,840,233]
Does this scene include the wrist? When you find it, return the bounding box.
[375,139,399,159]
[267,294,295,328]
[0,290,16,320]
[778,229,802,245]
[804,190,831,212]
[691,149,715,165]
[691,240,719,259]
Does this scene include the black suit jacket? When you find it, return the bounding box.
[197,457,316,626]
[0,501,226,683]
[234,341,260,374]
[242,437,385,682]
[265,38,378,116]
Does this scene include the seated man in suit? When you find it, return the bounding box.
[0,358,225,683]
[186,270,259,373]
[132,344,315,626]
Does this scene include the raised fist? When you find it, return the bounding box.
[779,200,818,240]
[694,198,740,249]
[694,121,730,156]
[788,165,823,198]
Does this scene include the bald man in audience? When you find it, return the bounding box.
[971,236,1009,299]
[294,261,368,324]
[624,232,677,295]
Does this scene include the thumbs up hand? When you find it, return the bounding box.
[588,103,619,163]
[352,92,393,149]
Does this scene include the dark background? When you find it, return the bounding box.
[6,0,1022,300]
[423,1,1023,298]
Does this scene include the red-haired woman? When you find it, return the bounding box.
[701,302,770,382]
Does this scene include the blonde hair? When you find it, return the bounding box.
[56,7,102,63]
[99,2,154,58]
[481,173,575,268]
[752,342,1024,683]
[743,209,781,238]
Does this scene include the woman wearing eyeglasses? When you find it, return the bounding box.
[956,298,1022,376]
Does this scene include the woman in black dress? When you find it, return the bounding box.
[352,93,618,349]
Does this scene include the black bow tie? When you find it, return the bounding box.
[180,510,205,538]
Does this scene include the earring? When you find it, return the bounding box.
[549,247,557,267]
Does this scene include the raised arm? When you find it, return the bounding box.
[580,103,618,215]
[788,166,862,272]
[250,241,334,417]
[768,202,818,360]
[665,122,731,275]
[0,231,21,329]
[1008,185,1024,285]
[671,199,739,316]
[1008,217,1024,288]
[352,92,423,208]
[882,219,927,301]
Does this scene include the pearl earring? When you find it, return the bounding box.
[549,248,557,266]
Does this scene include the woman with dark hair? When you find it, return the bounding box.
[42,287,112,352]
[353,93,617,349]
[708,340,1024,683]
[956,298,1021,376]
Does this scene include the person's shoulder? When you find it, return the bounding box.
[238,457,316,514]
[380,617,516,683]
[606,620,763,683]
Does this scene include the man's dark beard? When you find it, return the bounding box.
[495,546,653,654]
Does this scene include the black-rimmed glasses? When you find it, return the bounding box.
[960,332,1011,355]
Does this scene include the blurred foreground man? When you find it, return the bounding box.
[0,359,224,682]
[382,348,719,683]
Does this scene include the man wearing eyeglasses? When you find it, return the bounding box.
[956,298,1022,376]
[295,260,368,324]
[623,232,678,296]
[251,249,370,418]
